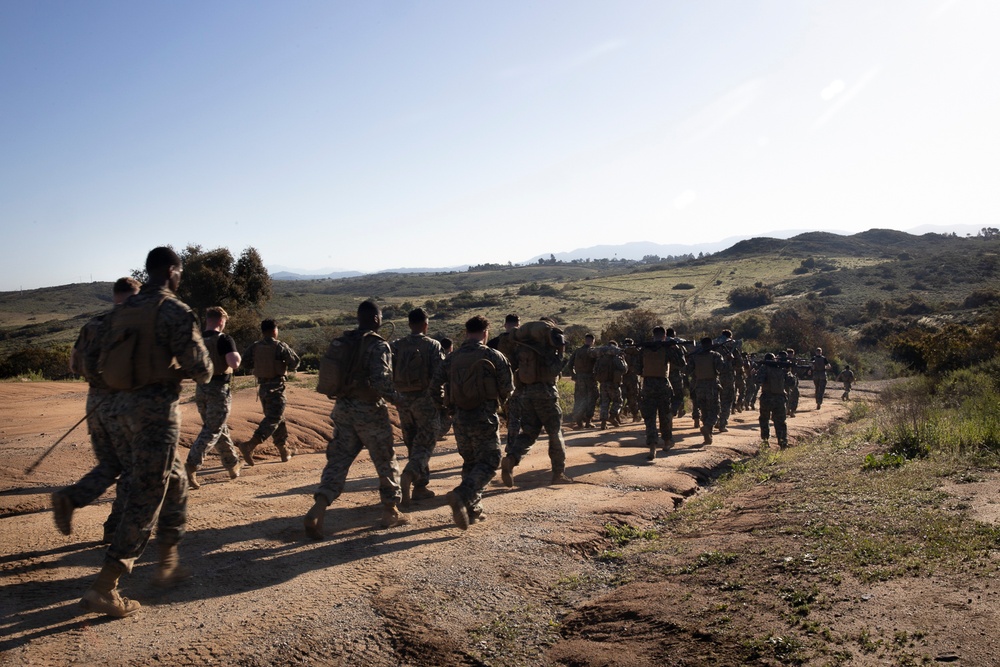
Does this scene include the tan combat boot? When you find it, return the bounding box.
[275,442,293,463]
[550,471,574,484]
[226,459,242,480]
[445,491,469,530]
[304,498,328,540]
[184,463,200,489]
[152,543,191,588]
[238,435,262,466]
[381,503,409,528]
[80,561,141,618]
[500,456,515,488]
[399,469,414,507]
[51,490,74,535]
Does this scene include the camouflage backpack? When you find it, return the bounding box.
[640,343,668,379]
[316,329,381,399]
[448,346,500,410]
[98,295,181,391]
[594,349,627,383]
[71,315,105,381]
[392,336,430,393]
[511,320,565,385]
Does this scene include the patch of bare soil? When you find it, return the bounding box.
[2,378,856,666]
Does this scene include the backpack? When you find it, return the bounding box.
[594,350,626,383]
[98,295,181,390]
[253,339,287,379]
[72,315,105,380]
[316,329,381,399]
[448,346,499,410]
[640,343,668,379]
[392,336,429,392]
[763,364,787,395]
[511,320,565,385]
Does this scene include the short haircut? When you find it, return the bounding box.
[261,319,277,333]
[721,329,732,338]
[440,337,453,351]
[609,340,619,347]
[358,300,381,319]
[505,313,520,325]
[584,333,595,340]
[113,277,140,295]
[623,338,634,345]
[652,326,666,336]
[207,306,229,321]
[145,247,182,274]
[665,327,675,337]
[786,348,795,356]
[408,307,429,325]
[701,336,713,347]
[465,315,489,333]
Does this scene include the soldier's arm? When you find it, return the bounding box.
[368,339,401,403]
[491,349,514,401]
[282,342,300,371]
[164,301,213,383]
[429,355,450,406]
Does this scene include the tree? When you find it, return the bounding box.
[600,308,662,344]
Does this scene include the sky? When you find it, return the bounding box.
[2,0,998,290]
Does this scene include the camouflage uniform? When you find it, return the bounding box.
[786,374,800,416]
[637,341,674,449]
[716,344,737,430]
[811,354,829,409]
[756,363,790,447]
[687,347,724,442]
[186,331,240,470]
[565,344,597,425]
[88,284,212,572]
[506,382,567,476]
[242,337,300,454]
[622,344,642,421]
[838,368,855,400]
[392,333,444,492]
[489,330,521,445]
[314,334,403,507]
[433,340,513,518]
[666,345,687,417]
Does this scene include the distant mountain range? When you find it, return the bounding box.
[268,224,985,280]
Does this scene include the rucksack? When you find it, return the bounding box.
[594,350,627,383]
[511,320,565,385]
[640,343,668,379]
[392,336,430,392]
[762,364,787,395]
[253,339,287,379]
[316,329,381,399]
[448,346,500,410]
[72,315,105,381]
[98,295,180,391]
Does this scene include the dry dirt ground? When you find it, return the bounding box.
[0,378,893,666]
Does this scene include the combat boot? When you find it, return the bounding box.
[647,445,656,461]
[411,486,436,501]
[611,415,621,427]
[304,498,328,540]
[701,427,713,445]
[184,463,200,489]
[692,417,700,430]
[276,442,292,463]
[399,470,414,507]
[446,491,469,530]
[600,419,607,430]
[717,424,728,433]
[80,561,141,618]
[152,543,191,588]
[381,503,409,528]
[500,456,515,488]
[226,459,242,480]
[238,435,261,466]
[51,490,74,536]
[550,471,574,484]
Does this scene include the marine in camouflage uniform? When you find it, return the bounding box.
[595,342,626,428]
[435,315,514,529]
[52,277,140,544]
[637,327,675,460]
[715,331,737,432]
[392,308,445,506]
[304,301,408,539]
[77,248,212,618]
[664,329,687,419]
[565,334,597,428]
[756,353,790,448]
[837,365,855,400]
[184,307,242,489]
[811,348,830,409]
[621,339,642,422]
[783,349,801,417]
[239,320,300,465]
[687,337,724,445]
[488,314,521,445]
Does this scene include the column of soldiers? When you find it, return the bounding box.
[51,250,857,618]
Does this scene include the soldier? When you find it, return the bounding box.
[565,333,598,429]
[392,308,445,506]
[239,319,300,465]
[838,364,856,400]
[77,247,212,618]
[501,319,572,486]
[811,347,831,409]
[621,338,642,422]
[52,277,140,544]
[687,337,724,445]
[304,301,408,539]
[665,328,687,418]
[488,313,521,445]
[638,327,674,461]
[435,315,514,529]
[756,353,790,448]
[184,306,243,489]
[783,349,801,417]
[594,341,627,429]
[437,337,455,440]
[715,330,737,432]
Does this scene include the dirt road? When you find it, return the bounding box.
[0,378,853,666]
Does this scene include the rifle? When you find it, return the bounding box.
[24,402,100,475]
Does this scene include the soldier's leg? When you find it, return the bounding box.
[610,384,623,423]
[658,398,673,446]
[360,404,403,508]
[598,383,610,423]
[541,392,569,481]
[641,390,658,446]
[815,378,826,409]
[401,396,440,500]
[758,398,772,442]
[454,411,502,515]
[506,391,522,446]
[774,399,788,447]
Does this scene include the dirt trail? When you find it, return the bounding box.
[0,379,853,666]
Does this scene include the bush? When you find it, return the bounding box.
[605,301,638,311]
[964,290,1000,308]
[727,285,773,310]
[0,345,73,380]
[672,283,695,290]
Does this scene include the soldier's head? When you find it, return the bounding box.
[844,364,851,370]
[721,329,732,339]
[465,315,489,343]
[584,334,595,347]
[777,350,788,359]
[408,307,429,334]
[112,277,140,305]
[358,300,382,332]
[666,327,676,337]
[504,313,519,333]
[700,336,713,349]
[764,352,775,361]
[623,338,634,346]
[261,319,278,338]
[609,340,619,348]
[440,337,453,354]
[815,347,823,355]
[652,326,666,341]
[207,306,229,331]
[145,247,183,291]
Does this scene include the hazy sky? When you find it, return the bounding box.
[2,0,997,290]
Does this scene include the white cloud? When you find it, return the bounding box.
[820,79,846,101]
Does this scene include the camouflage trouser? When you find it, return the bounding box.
[719,378,736,428]
[503,389,522,447]
[622,374,641,418]
[507,383,566,475]
[187,379,240,468]
[758,392,788,444]
[62,387,128,536]
[315,398,401,506]
[598,381,623,421]
[814,376,827,408]
[692,380,721,432]
[253,380,288,446]
[397,391,441,489]
[640,377,673,446]
[735,374,746,409]
[570,373,598,424]
[787,381,800,415]
[669,374,685,416]
[106,385,187,572]
[745,379,759,409]
[452,404,502,515]
[842,382,852,400]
